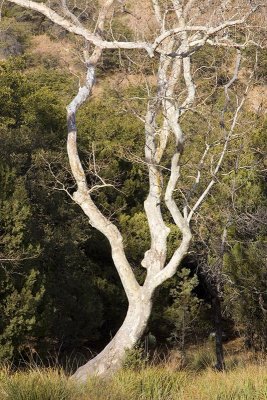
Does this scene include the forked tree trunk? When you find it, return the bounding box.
[4,0,255,384]
[72,291,152,381]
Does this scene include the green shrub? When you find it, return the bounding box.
[123,346,148,371]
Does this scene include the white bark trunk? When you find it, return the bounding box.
[3,0,257,383]
[72,290,152,381]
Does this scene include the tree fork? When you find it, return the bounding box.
[3,0,261,382]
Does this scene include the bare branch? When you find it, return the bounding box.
[151,0,163,26]
[187,51,254,222]
[49,1,141,303]
[61,0,82,26]
[153,12,255,52]
[0,252,40,263]
[6,0,154,55]
[5,0,262,58]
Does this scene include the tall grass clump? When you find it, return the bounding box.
[185,346,215,371]
[114,367,187,400]
[0,367,73,400]
[181,365,267,400]
[82,368,186,400]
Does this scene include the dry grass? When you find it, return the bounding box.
[0,356,266,400]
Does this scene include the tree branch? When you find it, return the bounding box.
[187,50,254,222]
[6,0,154,55]
[153,12,255,52]
[61,0,141,301]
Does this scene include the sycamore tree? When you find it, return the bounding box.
[3,0,265,381]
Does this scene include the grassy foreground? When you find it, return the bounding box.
[0,363,267,400]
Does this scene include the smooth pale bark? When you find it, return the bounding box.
[72,290,152,381]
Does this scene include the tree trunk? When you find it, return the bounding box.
[212,295,225,371]
[71,292,152,382]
